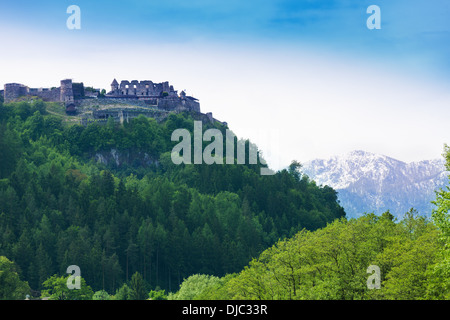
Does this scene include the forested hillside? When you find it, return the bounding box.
[174,210,449,300]
[0,99,345,298]
[171,147,450,300]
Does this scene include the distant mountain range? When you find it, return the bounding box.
[302,150,449,219]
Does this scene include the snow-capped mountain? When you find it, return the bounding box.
[302,150,449,219]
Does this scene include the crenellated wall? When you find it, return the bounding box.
[109,79,173,97]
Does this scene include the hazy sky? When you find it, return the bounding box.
[1,0,449,170]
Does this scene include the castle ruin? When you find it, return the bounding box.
[2,78,201,115]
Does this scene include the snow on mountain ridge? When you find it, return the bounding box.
[303,150,407,190]
[302,150,448,218]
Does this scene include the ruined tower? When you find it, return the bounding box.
[60,79,76,114]
[3,83,28,103]
[60,79,74,104]
[111,79,119,93]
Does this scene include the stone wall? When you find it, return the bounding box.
[184,98,201,113]
[27,88,61,101]
[4,82,63,103]
[92,108,170,123]
[78,96,198,113]
[157,97,183,110]
[78,97,158,109]
[4,83,28,102]
[114,80,171,97]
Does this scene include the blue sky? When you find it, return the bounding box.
[1,0,449,168]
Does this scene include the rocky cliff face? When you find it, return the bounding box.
[93,149,159,168]
[302,150,448,218]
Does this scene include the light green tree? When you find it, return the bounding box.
[171,274,221,300]
[375,213,440,300]
[41,274,94,300]
[221,212,441,300]
[148,288,167,300]
[112,283,131,300]
[93,290,111,300]
[427,144,450,299]
[0,256,31,300]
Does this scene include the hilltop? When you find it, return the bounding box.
[1,78,225,127]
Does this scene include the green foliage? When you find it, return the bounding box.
[129,272,147,300]
[427,144,450,299]
[93,290,111,300]
[41,274,94,300]
[207,212,444,300]
[112,283,131,300]
[7,99,446,300]
[170,274,221,300]
[432,144,450,241]
[0,100,345,297]
[148,288,167,300]
[0,124,22,178]
[186,273,237,300]
[373,210,441,299]
[0,256,31,300]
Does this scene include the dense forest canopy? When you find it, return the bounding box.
[0,99,346,298]
[175,209,449,300]
[170,146,450,300]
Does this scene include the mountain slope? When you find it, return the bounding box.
[0,100,345,294]
[302,150,448,218]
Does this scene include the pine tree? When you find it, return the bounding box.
[129,272,147,300]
